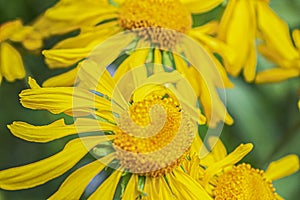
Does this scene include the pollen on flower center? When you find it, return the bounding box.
[113,93,195,177]
[118,0,192,48]
[214,163,279,200]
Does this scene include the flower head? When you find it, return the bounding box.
[0,39,228,198]
[183,136,300,199]
[28,0,234,126]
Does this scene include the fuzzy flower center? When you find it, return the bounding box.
[113,93,195,177]
[214,163,278,200]
[118,0,192,48]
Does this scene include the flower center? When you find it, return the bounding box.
[118,0,192,48]
[214,163,279,200]
[113,93,195,177]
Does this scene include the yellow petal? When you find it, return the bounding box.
[42,48,91,69]
[49,154,115,200]
[0,19,22,42]
[10,26,43,50]
[74,117,118,133]
[88,169,123,199]
[190,21,219,35]
[143,177,173,200]
[0,136,114,190]
[257,2,299,61]
[200,137,227,167]
[43,22,120,68]
[182,0,224,13]
[265,154,299,181]
[33,0,118,37]
[8,118,115,143]
[202,143,253,186]
[28,77,41,89]
[255,68,299,84]
[190,132,206,156]
[122,175,140,199]
[19,87,113,116]
[78,60,128,110]
[42,67,79,87]
[243,43,257,82]
[8,119,78,143]
[207,136,227,161]
[168,169,212,200]
[113,48,149,83]
[292,29,300,50]
[218,0,255,76]
[189,29,236,71]
[198,76,233,126]
[0,42,25,82]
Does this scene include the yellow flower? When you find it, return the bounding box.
[0,52,218,199]
[0,19,43,85]
[35,0,231,71]
[29,0,235,126]
[183,137,299,199]
[217,0,298,83]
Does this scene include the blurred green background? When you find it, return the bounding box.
[0,0,299,199]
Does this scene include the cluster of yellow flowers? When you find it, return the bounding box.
[0,0,299,199]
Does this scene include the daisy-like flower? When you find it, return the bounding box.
[0,19,42,85]
[38,0,231,72]
[217,0,298,83]
[0,36,230,199]
[30,0,234,126]
[183,137,300,200]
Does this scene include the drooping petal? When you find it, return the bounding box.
[0,136,114,190]
[8,118,116,143]
[243,42,257,82]
[255,68,299,84]
[8,119,78,143]
[0,42,25,82]
[88,169,123,199]
[198,75,234,126]
[49,154,115,200]
[265,154,299,181]
[181,0,224,13]
[256,1,299,61]
[218,0,255,76]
